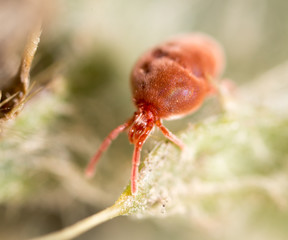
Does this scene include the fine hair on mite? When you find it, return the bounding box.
[86,33,225,195]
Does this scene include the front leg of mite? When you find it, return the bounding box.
[130,125,154,195]
[85,116,135,178]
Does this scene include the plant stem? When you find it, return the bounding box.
[30,205,122,240]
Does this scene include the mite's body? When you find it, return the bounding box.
[86,33,225,195]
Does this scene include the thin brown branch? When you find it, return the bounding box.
[0,22,42,120]
[19,23,42,94]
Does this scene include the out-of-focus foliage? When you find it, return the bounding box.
[0,0,288,240]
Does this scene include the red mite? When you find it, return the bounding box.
[86,33,225,195]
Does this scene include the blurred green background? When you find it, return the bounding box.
[1,0,288,239]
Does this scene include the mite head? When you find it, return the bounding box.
[128,107,155,145]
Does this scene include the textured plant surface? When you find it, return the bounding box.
[1,1,288,240]
[32,102,288,240]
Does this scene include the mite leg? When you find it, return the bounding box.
[131,143,141,195]
[156,120,184,149]
[205,73,236,112]
[130,123,154,195]
[85,119,133,178]
[217,79,237,112]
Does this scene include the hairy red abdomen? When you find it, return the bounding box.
[131,33,225,119]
